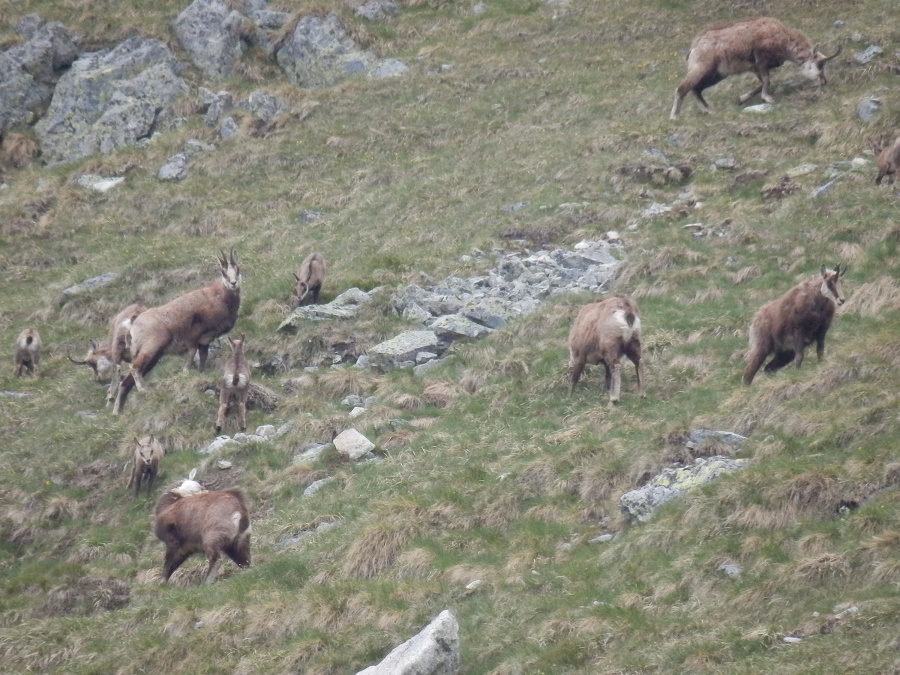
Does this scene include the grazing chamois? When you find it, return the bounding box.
[293,252,326,306]
[153,470,251,584]
[113,250,241,414]
[13,328,41,377]
[127,435,165,498]
[671,17,841,119]
[743,264,846,384]
[68,340,114,382]
[869,135,900,185]
[216,336,250,433]
[568,294,645,404]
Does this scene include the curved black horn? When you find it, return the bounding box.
[823,44,842,61]
[67,350,89,366]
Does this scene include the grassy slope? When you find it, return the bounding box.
[1,0,899,672]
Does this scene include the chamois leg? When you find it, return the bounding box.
[743,350,768,385]
[113,373,135,414]
[162,548,192,583]
[608,361,622,405]
[215,391,229,433]
[624,342,645,398]
[106,365,120,406]
[196,344,210,372]
[568,356,585,395]
[764,350,795,373]
[237,392,247,432]
[739,84,764,104]
[202,550,222,584]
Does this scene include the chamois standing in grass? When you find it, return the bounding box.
[293,252,326,306]
[868,135,900,185]
[13,328,41,377]
[670,17,841,119]
[568,294,645,404]
[743,264,846,385]
[216,336,250,433]
[153,470,251,584]
[113,250,241,414]
[127,435,164,499]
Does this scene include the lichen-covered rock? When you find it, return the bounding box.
[275,12,377,88]
[0,21,79,135]
[619,456,749,522]
[34,38,188,165]
[356,610,459,675]
[367,331,441,370]
[173,0,245,79]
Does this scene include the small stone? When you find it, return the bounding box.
[743,103,773,114]
[783,636,802,644]
[216,459,232,469]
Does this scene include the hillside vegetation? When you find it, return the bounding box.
[1,0,899,673]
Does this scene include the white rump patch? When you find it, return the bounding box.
[230,511,242,528]
[612,310,634,341]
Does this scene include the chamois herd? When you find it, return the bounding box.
[6,14,892,584]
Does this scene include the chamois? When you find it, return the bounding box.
[127,435,164,498]
[293,252,326,306]
[13,328,41,377]
[68,340,113,382]
[671,17,841,119]
[113,250,241,414]
[869,135,900,185]
[216,336,250,433]
[153,470,251,584]
[743,264,846,385]
[568,294,645,404]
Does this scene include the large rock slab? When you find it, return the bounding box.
[275,12,377,88]
[619,456,749,523]
[173,0,246,78]
[356,609,459,675]
[34,37,188,165]
[0,21,79,135]
[367,331,441,370]
[278,287,374,331]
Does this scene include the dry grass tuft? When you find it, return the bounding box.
[422,381,458,408]
[388,391,424,410]
[792,553,850,582]
[392,548,436,580]
[318,367,378,399]
[341,523,416,579]
[1,133,38,169]
[843,276,900,317]
[460,368,488,394]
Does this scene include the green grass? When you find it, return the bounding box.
[2,0,900,672]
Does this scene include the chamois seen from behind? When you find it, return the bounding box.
[743,264,846,385]
[127,435,164,499]
[114,250,241,414]
[293,252,326,307]
[568,294,645,404]
[153,470,251,584]
[671,17,841,119]
[13,328,41,377]
[216,335,250,433]
[869,135,900,185]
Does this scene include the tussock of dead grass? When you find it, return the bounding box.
[422,381,458,408]
[792,553,851,582]
[340,523,417,579]
[843,276,900,317]
[392,548,436,580]
[318,367,378,399]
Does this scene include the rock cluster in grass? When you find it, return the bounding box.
[619,429,749,523]
[356,609,460,675]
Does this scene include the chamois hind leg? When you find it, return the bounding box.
[237,392,248,432]
[764,350,795,373]
[608,361,622,405]
[196,344,210,372]
[624,342,645,398]
[215,391,229,433]
[743,350,768,385]
[202,550,222,584]
[568,356,585,395]
[162,548,192,583]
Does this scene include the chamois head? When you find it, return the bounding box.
[820,264,847,306]
[67,340,111,380]
[801,44,842,84]
[217,248,241,293]
[172,468,206,498]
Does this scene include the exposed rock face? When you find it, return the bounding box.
[275,12,377,88]
[356,610,460,675]
[34,37,188,166]
[619,456,749,522]
[173,0,246,79]
[0,20,79,135]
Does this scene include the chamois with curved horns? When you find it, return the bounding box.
[293,252,326,307]
[153,469,252,584]
[743,264,846,384]
[671,17,841,119]
[13,328,41,377]
[568,294,645,404]
[113,250,241,414]
[216,335,250,433]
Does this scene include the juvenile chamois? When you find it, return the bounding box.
[293,252,326,306]
[743,264,846,385]
[113,250,241,414]
[868,135,900,185]
[153,470,251,584]
[671,17,841,119]
[127,435,165,499]
[216,336,250,433]
[568,294,645,404]
[13,328,41,377]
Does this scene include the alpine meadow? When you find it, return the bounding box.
[1,0,899,673]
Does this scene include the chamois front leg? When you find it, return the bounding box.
[196,344,210,372]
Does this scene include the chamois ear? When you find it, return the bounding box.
[228,337,235,348]
[188,468,197,481]
[838,263,847,277]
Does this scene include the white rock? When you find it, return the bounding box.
[333,428,375,460]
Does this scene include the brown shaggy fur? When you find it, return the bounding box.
[216,336,251,433]
[127,435,164,499]
[869,136,900,185]
[293,252,326,306]
[743,265,846,384]
[13,328,41,377]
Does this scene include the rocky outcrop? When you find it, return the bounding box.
[34,37,188,166]
[173,0,246,79]
[0,19,79,135]
[356,610,459,675]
